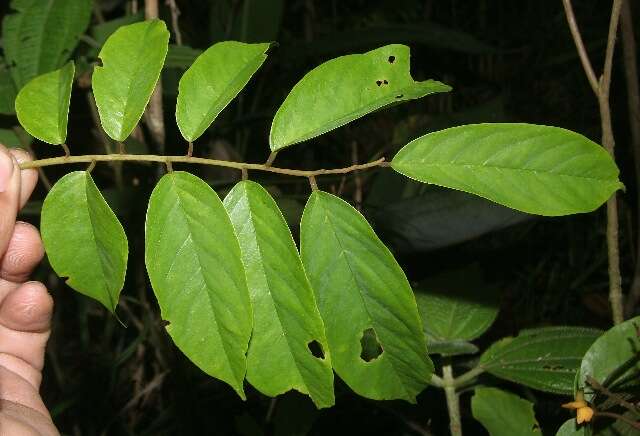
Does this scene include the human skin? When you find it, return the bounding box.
[0,145,58,436]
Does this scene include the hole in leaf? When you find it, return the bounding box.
[383,79,389,85]
[160,319,171,327]
[308,340,325,359]
[395,94,404,99]
[96,58,104,68]
[388,55,396,63]
[360,328,383,362]
[376,80,382,86]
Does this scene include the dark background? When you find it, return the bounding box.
[1,0,638,434]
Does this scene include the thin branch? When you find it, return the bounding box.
[621,0,640,317]
[586,376,640,416]
[594,411,640,430]
[601,0,625,99]
[18,153,387,178]
[561,0,599,95]
[144,0,166,155]
[442,364,463,436]
[165,0,183,45]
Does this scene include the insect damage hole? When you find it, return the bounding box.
[388,55,396,63]
[308,340,325,359]
[360,328,383,362]
[376,80,382,86]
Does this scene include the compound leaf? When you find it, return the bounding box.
[300,191,432,402]
[177,41,270,142]
[145,171,252,399]
[392,123,623,216]
[224,181,334,408]
[93,20,169,142]
[270,44,451,151]
[41,171,128,313]
[579,316,640,402]
[2,0,91,87]
[15,62,74,145]
[480,327,601,395]
[472,387,542,436]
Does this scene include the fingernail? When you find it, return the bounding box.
[0,146,15,193]
[9,147,31,164]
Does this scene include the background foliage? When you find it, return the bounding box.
[1,0,639,435]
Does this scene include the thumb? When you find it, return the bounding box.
[0,144,21,255]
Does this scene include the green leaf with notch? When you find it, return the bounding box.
[578,316,640,402]
[41,171,128,313]
[392,123,623,216]
[15,61,74,145]
[300,191,432,402]
[2,0,91,87]
[145,171,252,399]
[270,44,451,151]
[224,181,334,408]
[472,387,542,436]
[176,41,270,142]
[480,327,602,395]
[92,20,169,142]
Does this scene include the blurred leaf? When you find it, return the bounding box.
[270,44,451,151]
[176,42,270,142]
[165,44,202,69]
[2,0,91,87]
[224,181,334,408]
[145,171,252,399]
[274,394,319,436]
[41,171,128,313]
[0,61,17,114]
[556,419,586,436]
[0,128,22,148]
[300,191,432,402]
[289,22,497,58]
[368,182,531,253]
[480,327,602,395]
[579,316,640,402]
[415,265,500,343]
[472,387,542,436]
[92,20,169,141]
[209,0,284,43]
[91,11,145,46]
[15,61,74,145]
[235,0,284,42]
[392,123,623,216]
[425,339,479,357]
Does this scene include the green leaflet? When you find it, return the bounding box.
[224,181,334,408]
[578,316,640,402]
[92,20,169,142]
[2,0,91,88]
[392,123,623,216]
[40,171,128,313]
[300,191,432,402]
[480,327,602,395]
[176,41,270,142]
[472,387,542,436]
[415,265,500,343]
[269,44,451,151]
[15,62,74,145]
[145,172,252,399]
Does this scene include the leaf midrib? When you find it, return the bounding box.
[168,176,241,386]
[395,160,617,183]
[238,188,316,395]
